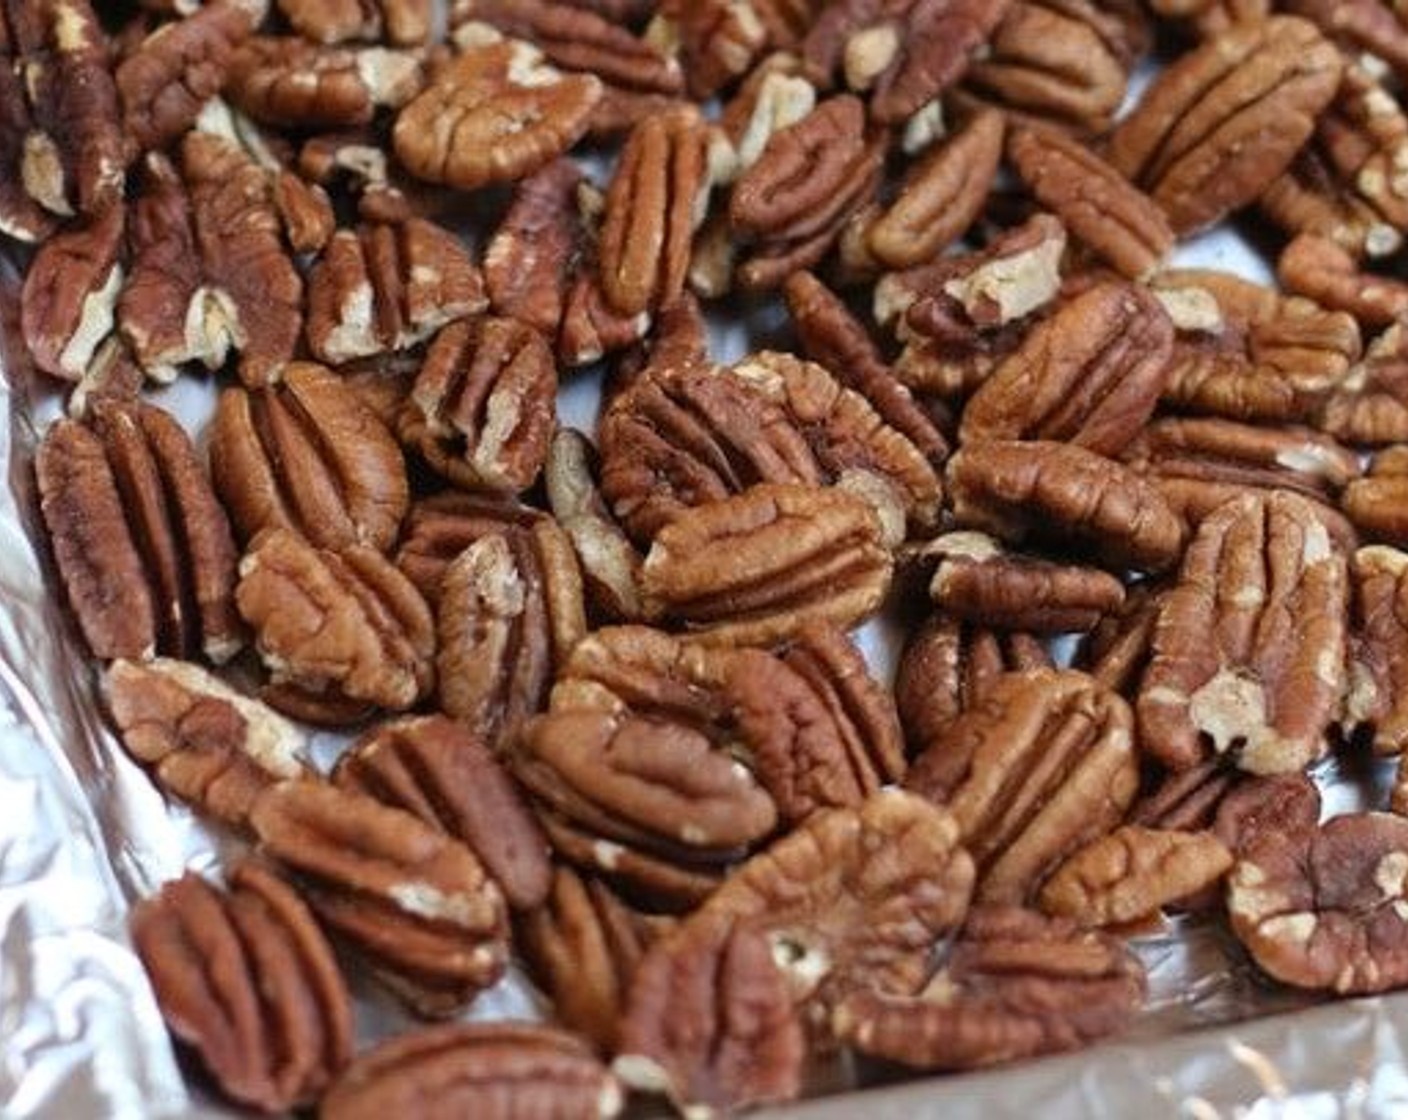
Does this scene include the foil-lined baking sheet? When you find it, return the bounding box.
[3,166,1406,1119]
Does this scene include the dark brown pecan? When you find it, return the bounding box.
[1106,16,1342,235]
[116,0,258,153]
[210,362,409,554]
[1007,124,1172,280]
[104,658,310,828]
[959,281,1172,456]
[228,37,422,129]
[484,158,583,338]
[131,860,354,1112]
[919,531,1125,634]
[614,915,804,1116]
[1229,812,1408,994]
[1343,447,1408,546]
[272,170,336,255]
[1137,491,1348,774]
[276,0,431,45]
[436,520,587,750]
[393,37,601,190]
[1280,234,1408,329]
[1346,546,1408,755]
[321,1023,622,1120]
[1038,825,1233,927]
[801,0,1012,125]
[333,714,552,910]
[640,483,894,648]
[833,906,1144,1070]
[598,108,709,318]
[558,257,653,368]
[865,108,1003,270]
[519,865,670,1051]
[546,428,649,623]
[306,219,486,365]
[648,0,768,99]
[394,492,545,603]
[236,528,435,714]
[947,440,1185,574]
[906,669,1138,903]
[37,401,241,663]
[21,202,122,381]
[1214,772,1323,857]
[398,317,556,493]
[250,779,510,1017]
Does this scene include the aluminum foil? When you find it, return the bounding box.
[6,157,1408,1120]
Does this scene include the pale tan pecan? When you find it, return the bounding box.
[394,492,546,604]
[598,107,709,318]
[1106,16,1343,235]
[1137,491,1348,774]
[800,0,1013,125]
[37,401,241,663]
[1038,825,1233,927]
[614,915,804,1116]
[227,37,422,129]
[320,1023,623,1120]
[104,658,310,829]
[865,108,1004,270]
[906,669,1138,904]
[276,0,431,45]
[0,17,55,241]
[1280,234,1408,330]
[116,0,259,153]
[436,520,587,749]
[519,866,671,1052]
[236,528,435,714]
[250,779,510,1018]
[210,362,409,554]
[333,714,552,910]
[398,317,556,493]
[483,159,583,338]
[647,0,768,99]
[1229,812,1408,994]
[1343,446,1408,546]
[947,440,1184,574]
[1346,546,1408,755]
[559,260,653,368]
[959,280,1173,456]
[131,860,354,1112]
[895,614,1052,753]
[833,906,1144,1070]
[918,530,1125,634]
[640,483,894,648]
[20,202,122,381]
[393,37,601,190]
[1007,125,1172,280]
[306,219,486,366]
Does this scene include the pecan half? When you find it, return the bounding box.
[906,669,1138,903]
[228,37,422,129]
[236,528,435,714]
[21,202,122,381]
[1137,491,1348,774]
[276,0,431,46]
[37,401,241,663]
[394,492,545,603]
[716,54,816,181]
[483,158,583,338]
[131,860,354,1112]
[1346,546,1408,756]
[1343,446,1408,546]
[210,361,409,553]
[1279,234,1408,329]
[648,0,768,99]
[1106,16,1342,235]
[1077,580,1164,696]
[104,658,309,828]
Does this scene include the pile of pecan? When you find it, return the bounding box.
[24,0,1408,1114]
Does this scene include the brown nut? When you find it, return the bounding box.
[1279,234,1408,329]
[306,219,487,365]
[483,158,583,338]
[640,483,894,648]
[905,669,1138,904]
[1346,546,1408,756]
[435,520,587,750]
[1321,322,1408,446]
[1106,16,1342,236]
[131,860,354,1112]
[1229,812,1408,994]
[648,0,768,99]
[320,1023,622,1120]
[959,281,1173,456]
[392,37,601,191]
[104,658,311,829]
[21,202,122,381]
[833,905,1145,1070]
[1038,825,1233,927]
[1137,491,1348,774]
[613,915,805,1116]
[1148,0,1267,36]
[393,492,545,605]
[276,0,431,46]
[36,400,241,663]
[236,528,435,713]
[1343,446,1408,546]
[947,440,1185,574]
[333,714,552,910]
[250,779,510,1017]
[210,361,409,553]
[399,316,556,493]
[227,37,423,129]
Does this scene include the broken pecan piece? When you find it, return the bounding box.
[276,0,431,46]
[648,0,768,99]
[1346,546,1408,756]
[483,158,583,338]
[228,37,423,129]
